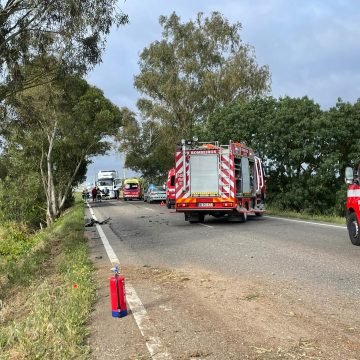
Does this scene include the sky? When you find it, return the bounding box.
[86,0,360,182]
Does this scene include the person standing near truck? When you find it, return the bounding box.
[91,187,97,202]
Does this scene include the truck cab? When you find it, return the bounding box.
[166,168,176,209]
[97,170,118,199]
[345,166,360,245]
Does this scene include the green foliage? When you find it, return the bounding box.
[2,66,123,225]
[0,0,128,100]
[0,221,33,261]
[206,96,360,216]
[124,11,270,180]
[0,147,46,228]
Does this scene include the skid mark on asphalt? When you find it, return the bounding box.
[87,203,172,360]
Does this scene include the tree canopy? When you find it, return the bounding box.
[0,0,128,100]
[122,11,270,180]
[206,96,360,215]
[1,63,123,225]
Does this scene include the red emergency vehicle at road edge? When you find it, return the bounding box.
[345,166,360,245]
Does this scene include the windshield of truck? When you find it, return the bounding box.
[98,179,113,186]
[125,183,138,190]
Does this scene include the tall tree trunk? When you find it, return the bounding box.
[45,120,58,225]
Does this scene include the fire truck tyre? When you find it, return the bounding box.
[255,212,263,217]
[186,213,201,223]
[239,213,247,223]
[124,198,127,202]
[166,199,171,209]
[347,212,360,246]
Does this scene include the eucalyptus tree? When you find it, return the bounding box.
[127,11,270,175]
[0,0,128,101]
[135,12,270,138]
[3,70,122,225]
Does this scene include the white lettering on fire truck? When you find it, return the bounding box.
[186,150,218,155]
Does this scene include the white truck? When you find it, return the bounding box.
[96,170,121,199]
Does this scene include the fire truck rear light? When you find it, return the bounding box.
[177,203,188,207]
[222,202,234,207]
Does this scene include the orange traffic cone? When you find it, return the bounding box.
[160,201,165,206]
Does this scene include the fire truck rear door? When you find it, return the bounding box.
[241,157,250,193]
[190,154,219,196]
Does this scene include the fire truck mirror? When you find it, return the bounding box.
[345,167,354,184]
[264,165,271,177]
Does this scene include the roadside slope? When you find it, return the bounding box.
[0,200,95,359]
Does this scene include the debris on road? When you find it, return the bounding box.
[85,217,111,227]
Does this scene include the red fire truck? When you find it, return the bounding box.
[166,168,176,209]
[345,166,360,245]
[175,140,266,223]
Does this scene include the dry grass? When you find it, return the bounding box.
[266,207,346,225]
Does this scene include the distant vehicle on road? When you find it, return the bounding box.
[144,185,166,204]
[345,166,360,246]
[123,178,142,201]
[97,170,120,199]
[166,168,176,209]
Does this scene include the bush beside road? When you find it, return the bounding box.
[0,199,95,359]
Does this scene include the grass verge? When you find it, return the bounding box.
[266,206,346,225]
[0,199,95,359]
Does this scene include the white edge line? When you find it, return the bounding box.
[266,215,347,229]
[86,203,172,360]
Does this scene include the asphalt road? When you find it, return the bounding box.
[89,199,359,298]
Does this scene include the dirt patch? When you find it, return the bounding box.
[121,265,360,360]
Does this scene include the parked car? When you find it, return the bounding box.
[144,185,166,203]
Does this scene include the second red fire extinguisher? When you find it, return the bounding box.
[109,265,127,318]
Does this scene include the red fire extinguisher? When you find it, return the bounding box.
[109,265,127,318]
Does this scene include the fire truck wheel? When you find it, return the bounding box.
[166,199,171,209]
[186,213,204,223]
[239,213,247,223]
[347,212,360,246]
[255,212,263,217]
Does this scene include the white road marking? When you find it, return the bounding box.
[198,223,213,228]
[266,216,347,230]
[88,207,119,263]
[87,203,172,360]
[144,207,155,212]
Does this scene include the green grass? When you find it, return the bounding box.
[266,206,346,225]
[0,199,95,359]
